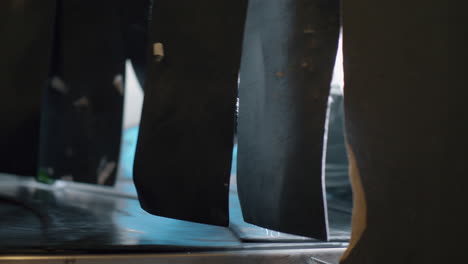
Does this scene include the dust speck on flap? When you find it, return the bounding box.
[73,96,90,108]
[113,74,124,95]
[97,156,116,185]
[51,76,69,94]
[153,42,165,62]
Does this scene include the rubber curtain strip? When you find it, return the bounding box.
[134,0,248,226]
[39,0,126,185]
[237,0,340,240]
[341,0,448,262]
[0,1,57,176]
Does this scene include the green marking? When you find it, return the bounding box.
[37,170,55,184]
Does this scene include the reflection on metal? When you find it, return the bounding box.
[229,172,351,243]
[38,0,126,186]
[0,113,350,262]
[0,173,349,248]
[311,256,334,264]
[0,248,345,264]
[0,172,347,262]
[0,173,240,250]
[0,0,56,176]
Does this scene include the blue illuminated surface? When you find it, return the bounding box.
[0,125,349,252]
[120,126,139,180]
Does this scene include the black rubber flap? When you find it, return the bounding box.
[0,1,57,176]
[237,0,340,240]
[38,0,126,185]
[134,1,248,226]
[340,0,448,262]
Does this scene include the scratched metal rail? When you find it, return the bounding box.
[0,173,348,264]
[0,95,350,263]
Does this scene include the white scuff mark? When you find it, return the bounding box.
[153,42,165,62]
[124,228,146,234]
[73,96,90,108]
[113,74,124,95]
[275,71,285,78]
[97,157,107,174]
[61,175,73,181]
[97,156,116,185]
[304,25,316,34]
[45,167,54,176]
[51,76,69,94]
[309,257,332,264]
